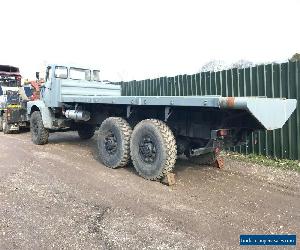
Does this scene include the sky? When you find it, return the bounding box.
[1,0,300,81]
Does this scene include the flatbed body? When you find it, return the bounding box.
[32,78,297,130]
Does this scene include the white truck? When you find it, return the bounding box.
[0,65,29,133]
[27,64,297,181]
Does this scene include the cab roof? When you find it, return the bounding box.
[0,65,21,76]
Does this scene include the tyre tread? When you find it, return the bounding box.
[99,117,132,168]
[30,111,49,145]
[131,119,177,180]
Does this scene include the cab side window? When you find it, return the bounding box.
[55,66,68,79]
[93,70,100,81]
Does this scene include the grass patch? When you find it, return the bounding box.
[224,151,300,172]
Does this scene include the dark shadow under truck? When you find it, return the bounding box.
[27,64,297,182]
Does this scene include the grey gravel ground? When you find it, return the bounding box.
[0,131,299,249]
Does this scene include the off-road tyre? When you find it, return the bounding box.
[0,116,3,132]
[30,111,49,145]
[2,114,12,134]
[78,123,96,139]
[3,119,11,134]
[189,152,216,165]
[130,119,177,180]
[97,117,132,169]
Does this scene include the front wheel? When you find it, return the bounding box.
[0,116,3,132]
[2,114,12,134]
[3,118,11,134]
[30,111,49,145]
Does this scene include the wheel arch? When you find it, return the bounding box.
[27,101,54,129]
[30,105,40,114]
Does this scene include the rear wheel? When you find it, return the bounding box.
[30,111,49,145]
[97,117,132,169]
[130,119,177,180]
[77,123,96,139]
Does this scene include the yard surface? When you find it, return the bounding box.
[0,131,299,249]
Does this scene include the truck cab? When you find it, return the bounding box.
[0,65,28,133]
[0,65,21,106]
[40,64,102,108]
[27,64,119,131]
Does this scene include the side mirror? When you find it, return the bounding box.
[36,72,40,80]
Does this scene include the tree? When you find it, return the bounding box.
[290,53,300,62]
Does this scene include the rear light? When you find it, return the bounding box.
[217,129,230,137]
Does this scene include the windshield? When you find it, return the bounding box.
[0,75,21,87]
[0,65,21,87]
[69,67,91,81]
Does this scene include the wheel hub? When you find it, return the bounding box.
[104,132,117,155]
[139,136,157,163]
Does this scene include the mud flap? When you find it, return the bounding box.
[161,173,176,186]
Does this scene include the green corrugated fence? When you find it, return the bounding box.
[119,61,300,160]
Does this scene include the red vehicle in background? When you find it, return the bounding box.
[24,72,44,101]
[0,65,21,85]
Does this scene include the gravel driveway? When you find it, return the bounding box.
[0,131,299,249]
